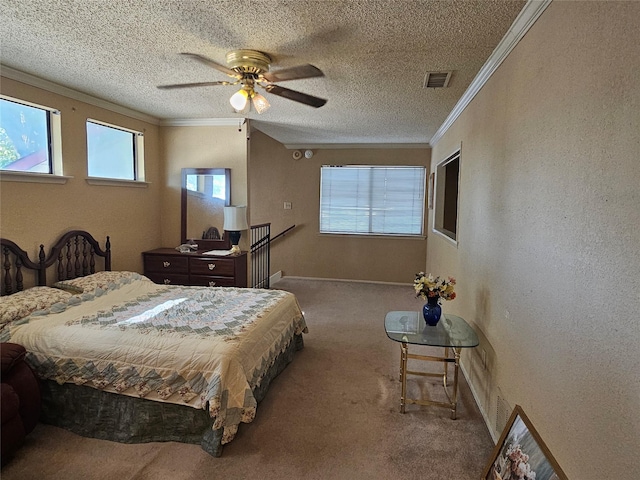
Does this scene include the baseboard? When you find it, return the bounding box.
[460,362,498,444]
[270,271,283,284]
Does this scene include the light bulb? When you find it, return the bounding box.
[252,93,270,114]
[230,89,249,111]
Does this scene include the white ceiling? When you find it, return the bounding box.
[0,0,526,147]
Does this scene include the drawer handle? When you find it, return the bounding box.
[163,279,171,284]
[208,263,216,270]
[208,281,217,287]
[163,261,171,268]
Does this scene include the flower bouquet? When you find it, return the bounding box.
[413,272,456,302]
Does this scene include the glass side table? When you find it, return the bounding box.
[384,311,479,419]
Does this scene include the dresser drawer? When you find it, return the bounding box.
[189,275,237,288]
[189,257,235,277]
[142,249,246,288]
[145,272,189,286]
[144,255,189,274]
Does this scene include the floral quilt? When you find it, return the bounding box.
[2,276,306,444]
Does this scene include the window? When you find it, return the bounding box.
[86,119,144,181]
[433,150,460,243]
[0,95,62,174]
[320,165,426,236]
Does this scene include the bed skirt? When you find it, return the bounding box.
[39,333,304,456]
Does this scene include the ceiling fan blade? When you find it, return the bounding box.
[157,81,233,89]
[180,52,242,79]
[264,84,327,108]
[262,64,324,82]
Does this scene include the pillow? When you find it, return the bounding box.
[0,287,73,325]
[50,281,84,294]
[53,271,149,295]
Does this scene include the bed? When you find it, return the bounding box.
[0,231,307,456]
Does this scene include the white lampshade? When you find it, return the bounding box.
[252,92,270,114]
[230,89,249,111]
[223,206,248,231]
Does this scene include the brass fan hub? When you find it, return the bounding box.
[226,49,271,75]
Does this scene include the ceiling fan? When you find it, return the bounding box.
[157,49,327,114]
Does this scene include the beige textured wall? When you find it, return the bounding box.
[428,2,640,478]
[0,77,161,275]
[249,130,429,283]
[159,124,249,251]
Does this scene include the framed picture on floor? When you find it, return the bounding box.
[481,405,568,480]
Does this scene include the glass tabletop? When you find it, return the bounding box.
[384,311,479,348]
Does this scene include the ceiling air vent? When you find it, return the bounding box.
[423,71,452,88]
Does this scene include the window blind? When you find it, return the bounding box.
[320,165,426,236]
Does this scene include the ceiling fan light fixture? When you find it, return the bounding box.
[230,89,249,111]
[160,50,327,112]
[252,92,270,114]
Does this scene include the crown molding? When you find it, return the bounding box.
[429,0,552,147]
[0,65,160,125]
[283,143,430,150]
[159,118,244,127]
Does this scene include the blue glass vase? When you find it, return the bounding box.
[422,296,442,326]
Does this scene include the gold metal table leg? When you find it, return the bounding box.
[450,347,461,419]
[396,345,464,419]
[400,342,408,413]
[399,341,404,382]
[443,346,449,388]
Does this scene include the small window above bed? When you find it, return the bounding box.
[0,95,64,181]
[86,119,146,184]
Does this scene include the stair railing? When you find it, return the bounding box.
[250,223,296,288]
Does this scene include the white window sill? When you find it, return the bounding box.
[0,171,72,184]
[431,227,458,247]
[319,232,426,240]
[86,177,149,187]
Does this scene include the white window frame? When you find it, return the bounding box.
[432,149,460,245]
[86,118,145,184]
[0,94,67,184]
[319,165,426,237]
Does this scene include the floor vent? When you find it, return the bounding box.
[496,394,511,434]
[423,71,452,88]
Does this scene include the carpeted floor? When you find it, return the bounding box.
[1,278,494,480]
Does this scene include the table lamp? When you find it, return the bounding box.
[223,206,248,254]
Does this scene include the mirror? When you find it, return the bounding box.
[181,168,231,250]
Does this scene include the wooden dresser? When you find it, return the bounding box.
[142,248,247,288]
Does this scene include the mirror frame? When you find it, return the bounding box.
[181,167,232,250]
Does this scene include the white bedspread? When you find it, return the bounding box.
[3,277,306,443]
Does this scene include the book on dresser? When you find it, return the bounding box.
[142,248,248,288]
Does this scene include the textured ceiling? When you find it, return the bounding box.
[0,0,525,146]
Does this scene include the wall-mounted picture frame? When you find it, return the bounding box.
[428,172,435,209]
[482,405,568,480]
